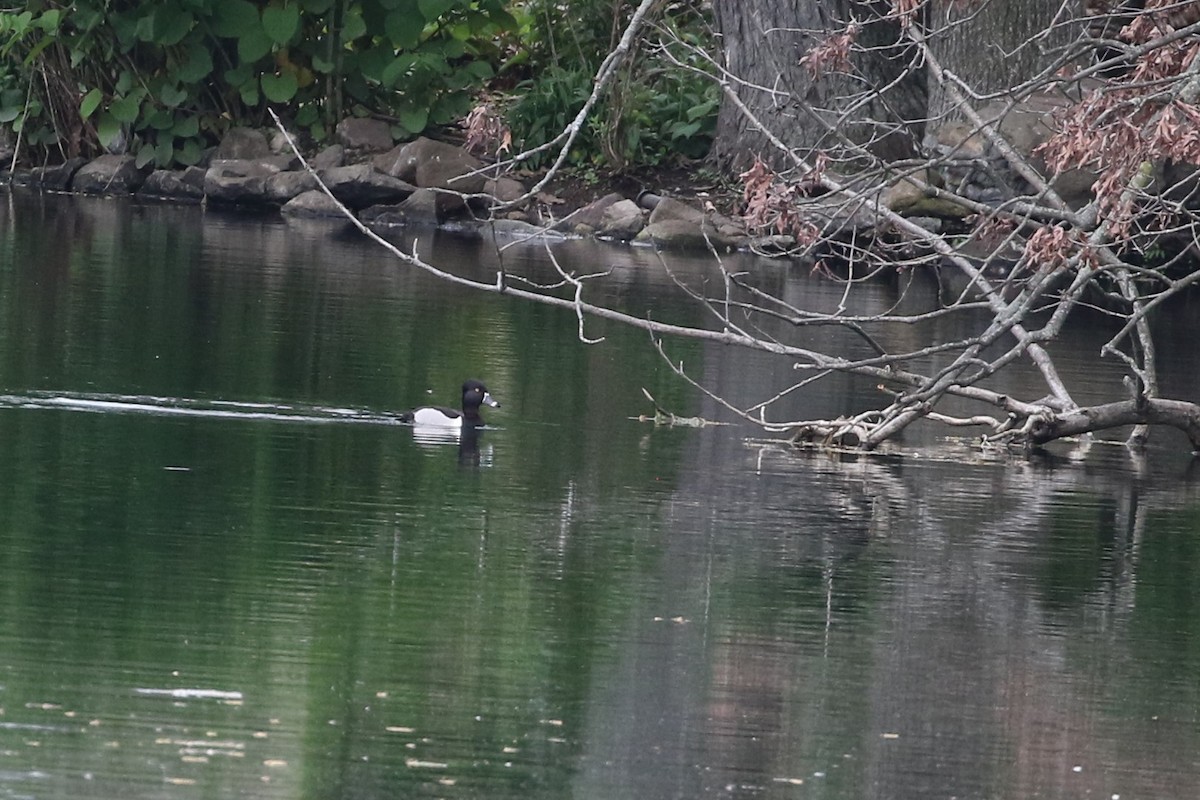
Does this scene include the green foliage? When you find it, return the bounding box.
[0,0,517,168]
[504,0,718,171]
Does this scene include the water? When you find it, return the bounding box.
[2,190,1200,799]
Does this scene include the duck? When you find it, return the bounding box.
[400,379,500,429]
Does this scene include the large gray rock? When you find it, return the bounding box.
[554,192,625,233]
[635,219,742,251]
[483,176,527,206]
[29,158,86,190]
[361,188,441,226]
[319,163,416,208]
[204,159,284,204]
[373,137,486,214]
[72,155,147,194]
[309,144,345,170]
[138,168,206,200]
[336,117,393,154]
[214,127,271,160]
[281,189,345,219]
[598,199,645,240]
[648,196,708,226]
[265,170,318,203]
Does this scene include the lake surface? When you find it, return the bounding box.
[2,189,1200,800]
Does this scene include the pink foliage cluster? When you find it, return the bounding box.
[740,155,824,246]
[1039,0,1200,237]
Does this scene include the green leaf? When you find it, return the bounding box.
[295,105,319,125]
[0,106,20,124]
[262,4,299,44]
[8,11,32,36]
[261,71,298,103]
[301,0,333,11]
[340,8,366,42]
[110,94,141,124]
[152,4,194,46]
[176,41,213,83]
[397,104,428,134]
[417,0,455,22]
[159,83,187,107]
[135,145,156,169]
[311,53,333,73]
[213,0,260,38]
[36,9,62,31]
[239,80,260,106]
[225,62,254,88]
[97,113,122,149]
[154,139,174,166]
[464,60,492,80]
[172,115,199,138]
[148,109,175,130]
[176,138,203,166]
[385,9,423,49]
[381,53,416,88]
[80,88,103,120]
[238,26,273,62]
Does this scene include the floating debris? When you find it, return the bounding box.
[134,688,244,701]
[633,388,726,428]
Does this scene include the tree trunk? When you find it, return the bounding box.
[709,0,1082,174]
[710,0,926,174]
[924,0,1084,119]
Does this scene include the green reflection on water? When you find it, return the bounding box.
[0,193,698,798]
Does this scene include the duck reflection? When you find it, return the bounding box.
[410,424,494,467]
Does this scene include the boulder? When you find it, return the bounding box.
[265,170,319,203]
[336,117,393,154]
[554,192,625,233]
[635,218,742,251]
[483,176,527,205]
[72,155,147,194]
[319,163,415,208]
[647,196,707,225]
[361,188,441,226]
[29,158,86,190]
[598,198,645,240]
[281,189,345,219]
[309,144,345,170]
[373,137,486,213]
[204,159,284,205]
[138,168,206,201]
[214,127,271,160]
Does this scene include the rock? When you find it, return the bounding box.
[138,168,206,201]
[483,176,527,205]
[635,218,742,251]
[28,158,86,190]
[598,198,645,240]
[336,117,393,154]
[72,154,147,194]
[882,169,966,217]
[373,137,486,214]
[265,170,318,203]
[204,159,285,205]
[281,189,345,219]
[319,163,415,209]
[309,144,345,170]
[648,196,707,226]
[647,195,744,238]
[555,192,625,232]
[214,127,271,160]
[361,187,441,226]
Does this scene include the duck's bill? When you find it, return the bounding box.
[482,392,500,408]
